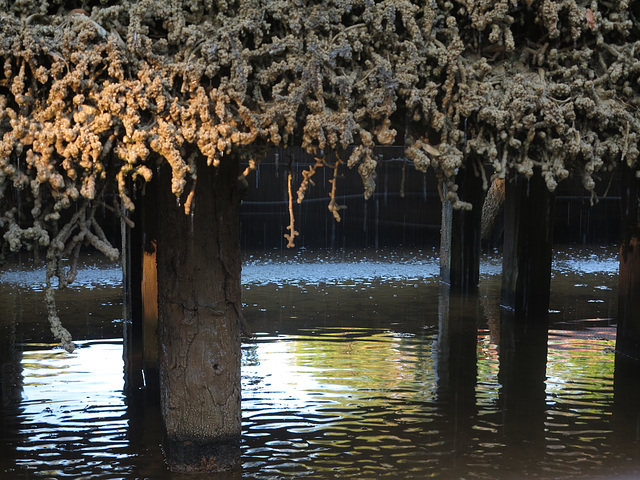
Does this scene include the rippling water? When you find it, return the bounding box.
[1,246,639,479]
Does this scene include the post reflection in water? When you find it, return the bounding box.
[0,320,24,478]
[497,310,549,477]
[435,287,478,475]
[0,247,639,479]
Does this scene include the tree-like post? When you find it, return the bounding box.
[498,170,553,457]
[440,164,484,293]
[501,171,555,320]
[616,163,640,362]
[156,152,244,473]
[614,163,640,438]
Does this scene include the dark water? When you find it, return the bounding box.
[1,246,639,479]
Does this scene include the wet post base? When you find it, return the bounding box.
[617,161,640,361]
[440,163,484,293]
[163,435,241,474]
[501,171,555,319]
[614,161,640,441]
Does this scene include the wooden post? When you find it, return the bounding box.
[616,163,640,361]
[156,152,244,473]
[0,322,22,408]
[440,164,484,292]
[142,244,158,385]
[123,176,159,396]
[501,171,555,320]
[497,170,552,461]
[613,163,640,440]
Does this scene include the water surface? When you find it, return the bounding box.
[1,246,638,479]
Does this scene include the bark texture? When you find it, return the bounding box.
[501,171,555,320]
[614,163,640,437]
[440,165,484,292]
[617,163,640,361]
[156,152,243,473]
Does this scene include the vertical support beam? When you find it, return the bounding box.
[613,163,640,440]
[122,199,143,395]
[123,176,159,396]
[157,152,243,473]
[0,323,21,477]
[498,171,552,464]
[142,245,158,385]
[501,171,555,320]
[440,164,484,292]
[0,322,22,408]
[616,163,640,361]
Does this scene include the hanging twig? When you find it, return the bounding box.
[284,170,299,248]
[297,156,325,203]
[327,157,346,221]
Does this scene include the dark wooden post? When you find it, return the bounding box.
[613,163,640,440]
[501,171,555,320]
[0,323,22,408]
[497,171,552,464]
[616,163,640,361]
[156,152,244,473]
[0,314,23,476]
[123,175,159,396]
[440,164,484,292]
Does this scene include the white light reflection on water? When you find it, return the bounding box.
[15,340,130,478]
[0,254,121,291]
[242,249,442,286]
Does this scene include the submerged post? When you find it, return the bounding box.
[614,163,640,438]
[440,164,484,292]
[501,171,555,320]
[498,170,553,457]
[616,163,640,362]
[156,153,244,473]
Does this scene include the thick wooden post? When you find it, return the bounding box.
[616,164,640,361]
[501,172,555,320]
[156,152,244,473]
[613,163,640,440]
[440,164,484,292]
[498,171,552,460]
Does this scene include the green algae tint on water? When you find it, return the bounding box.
[1,247,638,479]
